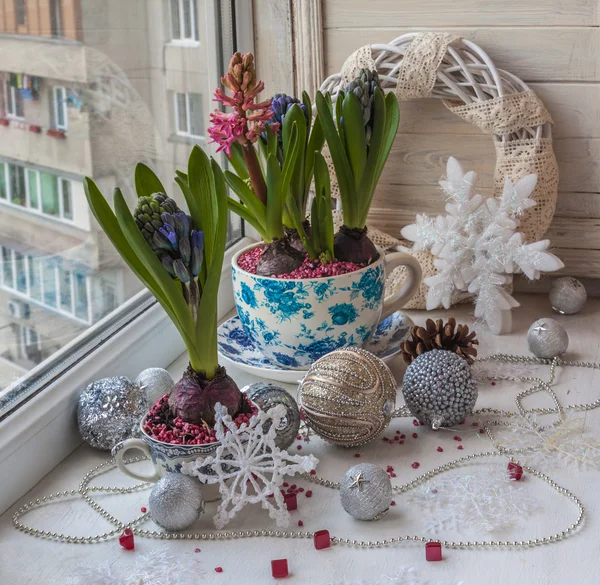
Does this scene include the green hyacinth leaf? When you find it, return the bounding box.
[134,162,166,199]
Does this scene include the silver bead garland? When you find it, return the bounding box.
[14,354,599,552]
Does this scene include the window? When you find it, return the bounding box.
[53,87,68,131]
[15,0,27,27]
[50,0,63,38]
[170,0,198,42]
[0,0,243,434]
[4,82,24,119]
[174,92,204,138]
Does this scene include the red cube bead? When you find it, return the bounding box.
[508,462,523,481]
[426,542,442,561]
[271,559,289,578]
[119,528,135,550]
[284,493,297,511]
[314,529,330,550]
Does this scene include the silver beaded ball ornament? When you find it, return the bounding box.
[242,382,301,450]
[340,463,393,521]
[148,473,205,531]
[135,367,175,406]
[549,277,587,315]
[77,376,148,451]
[401,350,478,429]
[527,318,569,359]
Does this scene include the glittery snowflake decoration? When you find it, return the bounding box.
[499,415,600,470]
[401,157,563,333]
[406,462,540,533]
[182,402,318,529]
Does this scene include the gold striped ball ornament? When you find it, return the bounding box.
[298,347,397,447]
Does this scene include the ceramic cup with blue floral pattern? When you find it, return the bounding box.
[231,243,422,369]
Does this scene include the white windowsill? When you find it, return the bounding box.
[167,39,201,48]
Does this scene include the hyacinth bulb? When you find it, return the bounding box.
[333,226,379,265]
[169,366,243,426]
[256,238,305,277]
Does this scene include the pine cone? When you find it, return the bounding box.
[400,318,478,365]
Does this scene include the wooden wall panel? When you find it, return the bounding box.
[3,0,16,33]
[26,1,41,36]
[321,0,600,280]
[324,0,599,27]
[325,28,600,82]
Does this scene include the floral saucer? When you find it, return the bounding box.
[218,312,413,384]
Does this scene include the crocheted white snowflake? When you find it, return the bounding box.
[401,157,563,333]
[182,403,318,529]
[405,462,540,533]
[499,414,600,470]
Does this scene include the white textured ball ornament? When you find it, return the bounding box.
[549,277,587,315]
[135,368,174,406]
[527,318,569,359]
[148,473,205,531]
[340,463,392,520]
[402,350,478,428]
[298,347,397,447]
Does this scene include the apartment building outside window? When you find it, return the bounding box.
[53,87,68,131]
[174,92,204,138]
[170,0,198,42]
[15,0,27,27]
[50,0,63,38]
[4,82,24,119]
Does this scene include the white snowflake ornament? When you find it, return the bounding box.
[402,157,564,333]
[182,403,318,529]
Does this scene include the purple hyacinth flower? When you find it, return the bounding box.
[161,256,176,277]
[161,212,175,227]
[173,211,190,239]
[158,224,178,249]
[172,259,191,283]
[190,229,204,277]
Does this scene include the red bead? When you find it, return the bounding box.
[215,567,223,573]
[412,433,418,438]
[284,493,297,511]
[309,470,316,475]
[411,462,420,469]
[140,507,147,513]
[314,530,330,550]
[271,559,289,578]
[298,520,304,527]
[119,528,135,550]
[354,453,361,458]
[437,446,443,452]
[306,490,313,498]
[508,462,523,481]
[426,542,442,561]
[195,548,201,553]
[457,445,464,450]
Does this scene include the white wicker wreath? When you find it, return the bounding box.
[320,32,559,310]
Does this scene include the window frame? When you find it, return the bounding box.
[50,0,63,38]
[169,0,199,44]
[173,91,204,139]
[53,86,68,131]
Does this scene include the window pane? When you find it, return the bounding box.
[175,92,187,133]
[0,163,6,199]
[10,165,26,206]
[61,179,72,219]
[27,170,39,209]
[15,0,26,26]
[15,252,27,293]
[1,248,13,287]
[182,0,193,39]
[29,256,42,301]
[0,1,242,417]
[170,0,181,39]
[74,272,88,320]
[60,268,72,313]
[40,173,59,215]
[41,259,58,307]
[188,93,203,136]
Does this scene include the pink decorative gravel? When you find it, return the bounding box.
[237,246,365,279]
[143,394,258,445]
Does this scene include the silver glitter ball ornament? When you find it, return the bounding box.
[298,348,397,447]
[242,382,301,450]
[549,277,587,315]
[135,367,174,406]
[148,473,205,531]
[527,318,569,358]
[401,350,478,428]
[340,463,392,521]
[77,376,148,451]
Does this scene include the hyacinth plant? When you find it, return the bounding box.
[84,147,247,427]
[315,69,400,264]
[209,52,332,275]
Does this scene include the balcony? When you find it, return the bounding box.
[0,35,87,84]
[0,117,93,178]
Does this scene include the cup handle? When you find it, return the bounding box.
[381,250,422,320]
[112,438,160,482]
